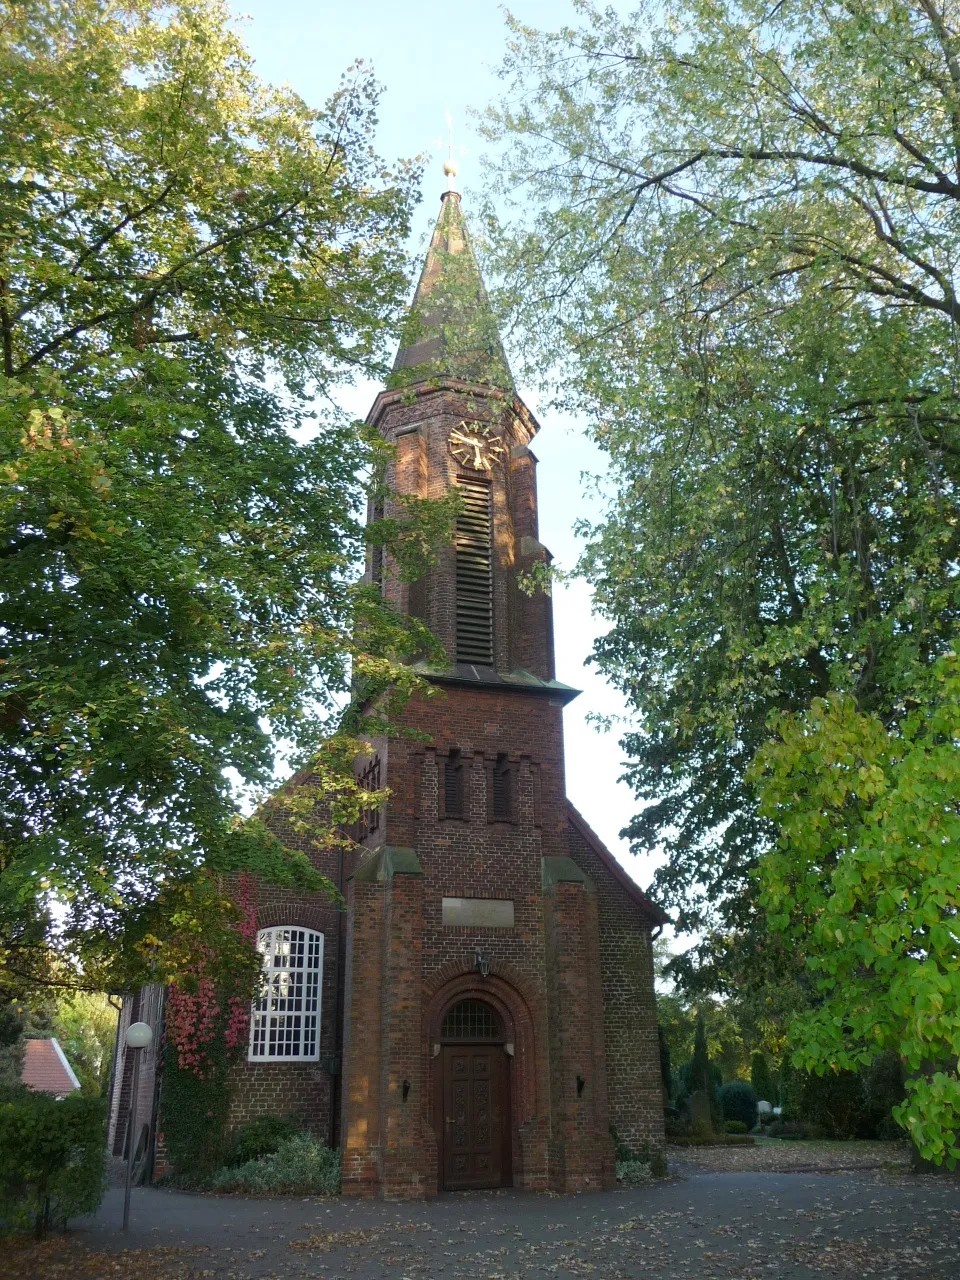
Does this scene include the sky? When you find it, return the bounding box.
[228,0,660,892]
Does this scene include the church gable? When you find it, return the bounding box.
[565,803,668,929]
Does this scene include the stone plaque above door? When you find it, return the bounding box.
[442,898,515,928]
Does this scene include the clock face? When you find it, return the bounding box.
[448,421,505,471]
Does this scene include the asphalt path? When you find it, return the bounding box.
[66,1169,960,1280]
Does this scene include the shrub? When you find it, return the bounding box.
[725,1120,749,1134]
[0,1091,106,1235]
[859,1052,906,1140]
[762,1119,829,1140]
[796,1069,864,1140]
[210,1133,340,1196]
[668,1134,755,1147]
[751,1052,776,1106]
[616,1159,652,1185]
[226,1114,300,1166]
[720,1080,759,1130]
[610,1128,667,1178]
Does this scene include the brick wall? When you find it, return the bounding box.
[566,810,667,1154]
[224,794,355,1143]
[109,984,164,1176]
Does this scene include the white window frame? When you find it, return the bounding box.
[248,926,323,1063]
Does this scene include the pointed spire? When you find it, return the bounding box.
[390,191,514,392]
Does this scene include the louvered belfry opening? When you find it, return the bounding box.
[455,476,494,665]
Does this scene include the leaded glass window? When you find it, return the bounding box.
[441,999,501,1041]
[248,927,323,1062]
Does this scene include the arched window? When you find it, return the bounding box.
[248,926,323,1062]
[441,999,501,1041]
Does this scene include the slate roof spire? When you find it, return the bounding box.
[390,189,514,392]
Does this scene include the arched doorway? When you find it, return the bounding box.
[437,998,511,1191]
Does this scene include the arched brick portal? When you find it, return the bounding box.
[422,964,542,1192]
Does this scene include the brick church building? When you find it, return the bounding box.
[109,178,667,1198]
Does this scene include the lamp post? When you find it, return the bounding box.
[122,1020,153,1232]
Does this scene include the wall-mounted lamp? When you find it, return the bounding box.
[474,948,490,978]
[402,1079,411,1101]
[576,1074,586,1098]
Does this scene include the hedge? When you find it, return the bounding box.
[0,1089,106,1235]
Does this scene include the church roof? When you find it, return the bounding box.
[567,803,670,927]
[390,191,514,392]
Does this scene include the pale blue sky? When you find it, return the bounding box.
[229,0,659,892]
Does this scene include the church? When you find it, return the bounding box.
[109,172,667,1199]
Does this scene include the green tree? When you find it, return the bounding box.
[754,654,960,1165]
[690,1013,712,1097]
[483,2,960,1002]
[0,1,441,988]
[51,993,118,1095]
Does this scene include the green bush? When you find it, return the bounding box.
[0,1090,106,1235]
[778,1052,906,1141]
[610,1127,667,1177]
[762,1119,829,1140]
[616,1159,652,1185]
[751,1052,777,1106]
[210,1133,340,1196]
[725,1120,749,1134]
[778,1066,864,1139]
[859,1052,906,1140]
[226,1114,301,1166]
[720,1080,759,1130]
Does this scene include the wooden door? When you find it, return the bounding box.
[441,1045,504,1190]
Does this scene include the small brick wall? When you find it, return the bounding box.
[566,813,666,1154]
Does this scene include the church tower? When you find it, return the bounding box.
[337,178,667,1198]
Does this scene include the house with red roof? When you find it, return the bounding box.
[21,1037,81,1098]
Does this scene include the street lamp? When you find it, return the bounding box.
[122,1020,153,1232]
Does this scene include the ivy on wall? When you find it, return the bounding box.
[159,873,259,1178]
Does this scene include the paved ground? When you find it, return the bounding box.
[5,1152,959,1280]
[670,1139,913,1175]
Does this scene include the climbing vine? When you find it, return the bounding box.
[159,873,261,1178]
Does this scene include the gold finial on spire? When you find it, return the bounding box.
[435,109,466,193]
